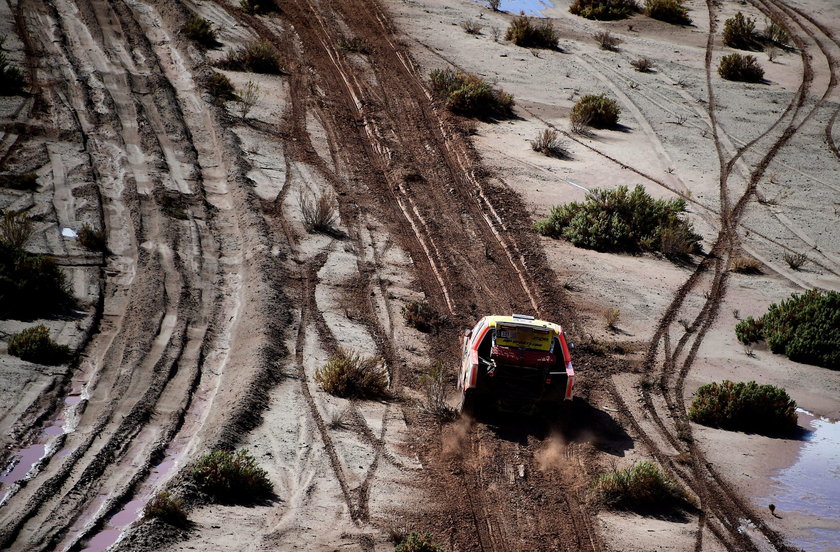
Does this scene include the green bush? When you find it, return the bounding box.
[220,41,283,74]
[644,0,690,25]
[504,15,558,49]
[183,16,219,48]
[0,51,26,96]
[144,491,188,527]
[569,0,639,20]
[571,94,620,129]
[735,316,763,344]
[395,532,443,552]
[688,381,797,435]
[718,53,764,82]
[0,173,38,191]
[723,12,760,50]
[8,325,70,365]
[78,224,107,252]
[240,0,278,14]
[315,348,388,399]
[737,290,839,369]
[191,449,273,503]
[534,185,701,258]
[205,72,237,103]
[401,300,436,332]
[0,243,74,319]
[429,69,513,118]
[594,461,686,510]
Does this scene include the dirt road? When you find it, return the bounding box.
[0,0,837,550]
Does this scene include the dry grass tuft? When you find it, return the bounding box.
[299,189,339,235]
[315,348,389,399]
[461,20,483,35]
[0,211,33,249]
[729,255,761,274]
[530,128,568,158]
[783,252,807,270]
[593,30,619,51]
[631,57,654,72]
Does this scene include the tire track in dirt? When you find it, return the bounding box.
[272,2,600,546]
[0,0,260,546]
[607,0,837,550]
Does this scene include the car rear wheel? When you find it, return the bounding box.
[459,389,483,417]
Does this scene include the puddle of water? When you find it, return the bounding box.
[763,409,840,552]
[473,0,555,17]
[72,458,180,552]
[0,444,46,484]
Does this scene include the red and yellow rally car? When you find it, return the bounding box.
[458,314,575,414]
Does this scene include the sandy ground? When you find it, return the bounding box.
[0,0,838,550]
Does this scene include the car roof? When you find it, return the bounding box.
[484,315,563,334]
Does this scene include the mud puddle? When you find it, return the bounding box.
[762,409,840,552]
[71,460,175,552]
[0,390,84,505]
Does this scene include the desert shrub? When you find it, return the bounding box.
[402,300,436,332]
[569,0,639,20]
[0,173,38,191]
[0,210,33,248]
[78,224,107,252]
[689,381,797,435]
[783,252,807,270]
[644,0,690,25]
[658,221,701,258]
[8,324,70,365]
[604,308,620,330]
[505,15,558,49]
[421,362,452,420]
[220,41,282,74]
[191,449,273,503]
[144,491,188,527]
[763,19,789,47]
[718,53,763,82]
[594,461,686,510]
[461,20,483,35]
[739,290,840,369]
[429,69,514,118]
[570,94,620,128]
[239,0,278,14]
[0,243,74,319]
[735,316,763,344]
[630,57,654,72]
[183,16,219,48]
[315,348,389,399]
[338,37,369,53]
[530,128,568,158]
[723,12,760,50]
[534,185,701,258]
[0,51,26,96]
[729,255,761,273]
[593,30,619,51]
[486,0,501,10]
[299,189,339,234]
[204,72,236,103]
[395,532,443,552]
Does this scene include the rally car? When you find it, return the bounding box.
[458,314,575,415]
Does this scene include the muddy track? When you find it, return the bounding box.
[602,0,838,550]
[198,0,604,547]
[0,0,284,546]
